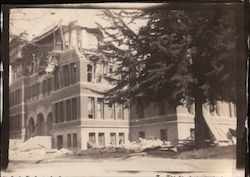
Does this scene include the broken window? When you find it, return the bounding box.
[87,64,93,82]
[88,97,95,119]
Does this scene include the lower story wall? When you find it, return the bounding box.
[129,122,179,145]
[9,128,26,140]
[51,126,129,150]
[52,127,82,151]
[177,114,237,142]
[80,127,129,150]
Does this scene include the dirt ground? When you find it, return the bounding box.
[2,154,244,177]
[2,145,242,177]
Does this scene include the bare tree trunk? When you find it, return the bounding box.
[194,97,206,149]
[235,5,247,169]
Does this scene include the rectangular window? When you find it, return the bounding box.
[66,99,71,121]
[88,97,95,119]
[67,134,72,147]
[55,103,60,123]
[98,133,105,146]
[57,135,63,149]
[190,128,195,140]
[118,133,125,145]
[17,89,22,105]
[110,133,116,145]
[89,133,96,145]
[160,129,168,141]
[70,63,77,84]
[115,104,124,120]
[72,98,77,120]
[59,101,64,122]
[54,69,60,89]
[106,102,115,119]
[63,65,70,86]
[32,85,35,98]
[48,78,52,93]
[73,133,77,147]
[97,98,104,119]
[42,80,46,95]
[138,131,145,139]
[36,83,40,96]
[96,63,103,83]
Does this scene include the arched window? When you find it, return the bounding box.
[87,64,93,82]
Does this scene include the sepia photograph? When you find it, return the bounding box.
[1,2,248,177]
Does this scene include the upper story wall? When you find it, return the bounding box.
[9,20,101,84]
[130,98,237,123]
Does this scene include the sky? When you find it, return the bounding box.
[10,7,149,41]
[10,9,107,40]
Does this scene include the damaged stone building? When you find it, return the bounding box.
[9,21,129,150]
[9,20,237,150]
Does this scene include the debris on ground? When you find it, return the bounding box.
[77,146,134,158]
[123,138,165,152]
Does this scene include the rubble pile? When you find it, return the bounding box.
[9,139,71,161]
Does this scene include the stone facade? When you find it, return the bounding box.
[9,21,129,150]
[9,21,236,150]
[130,101,236,145]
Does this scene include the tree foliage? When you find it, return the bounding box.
[98,9,237,105]
[97,8,238,148]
